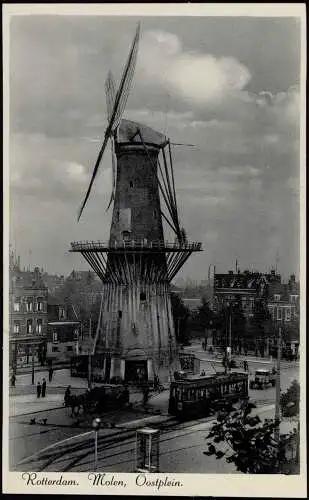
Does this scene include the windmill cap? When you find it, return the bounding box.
[117,119,166,146]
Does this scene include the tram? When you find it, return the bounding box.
[168,371,248,420]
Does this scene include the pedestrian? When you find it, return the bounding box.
[143,384,149,406]
[36,381,41,398]
[243,360,248,372]
[41,378,47,398]
[64,385,71,406]
[11,373,16,387]
[48,366,53,382]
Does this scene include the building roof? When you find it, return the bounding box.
[47,294,63,306]
[182,298,202,310]
[117,119,166,146]
[10,268,47,290]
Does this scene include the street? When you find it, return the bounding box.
[9,357,299,473]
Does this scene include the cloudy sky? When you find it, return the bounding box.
[9,14,301,281]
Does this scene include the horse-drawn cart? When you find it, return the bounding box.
[65,384,130,417]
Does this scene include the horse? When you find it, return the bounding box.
[64,393,85,417]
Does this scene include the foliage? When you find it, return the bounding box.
[205,399,287,473]
[57,271,102,331]
[197,297,215,330]
[170,292,190,344]
[280,380,300,418]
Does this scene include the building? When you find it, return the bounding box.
[213,269,275,317]
[9,251,48,370]
[46,295,80,365]
[213,268,300,358]
[267,274,300,357]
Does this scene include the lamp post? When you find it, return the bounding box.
[92,417,102,471]
[31,347,35,385]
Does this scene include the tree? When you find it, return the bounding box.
[170,292,190,344]
[198,297,215,330]
[280,380,300,418]
[205,398,290,473]
[250,298,271,336]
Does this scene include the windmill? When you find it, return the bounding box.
[71,23,202,383]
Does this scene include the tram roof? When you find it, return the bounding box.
[172,372,248,386]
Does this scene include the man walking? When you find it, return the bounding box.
[36,381,41,398]
[48,366,53,382]
[41,378,47,398]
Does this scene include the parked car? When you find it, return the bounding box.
[249,368,276,389]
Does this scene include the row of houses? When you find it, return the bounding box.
[9,252,81,370]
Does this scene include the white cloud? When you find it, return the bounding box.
[137,30,251,103]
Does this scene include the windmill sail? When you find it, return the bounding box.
[105,71,117,211]
[105,70,116,121]
[77,22,140,221]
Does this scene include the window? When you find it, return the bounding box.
[26,298,33,312]
[285,308,291,322]
[274,294,281,302]
[36,319,43,334]
[66,345,73,352]
[27,319,33,334]
[52,346,59,352]
[37,298,44,312]
[153,209,157,218]
[13,321,20,334]
[129,180,134,188]
[59,307,65,320]
[277,308,282,320]
[14,297,21,312]
[53,331,58,343]
[118,310,122,319]
[140,292,146,302]
[73,329,79,340]
[122,231,130,242]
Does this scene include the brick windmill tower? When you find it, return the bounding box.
[71,24,202,383]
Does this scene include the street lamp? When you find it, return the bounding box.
[92,417,102,471]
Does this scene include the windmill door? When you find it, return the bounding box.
[125,360,148,383]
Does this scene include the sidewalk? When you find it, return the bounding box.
[12,369,89,390]
[10,393,65,417]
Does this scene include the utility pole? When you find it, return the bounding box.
[275,320,282,467]
[88,316,92,390]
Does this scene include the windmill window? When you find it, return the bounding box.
[140,292,146,302]
[122,231,130,242]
